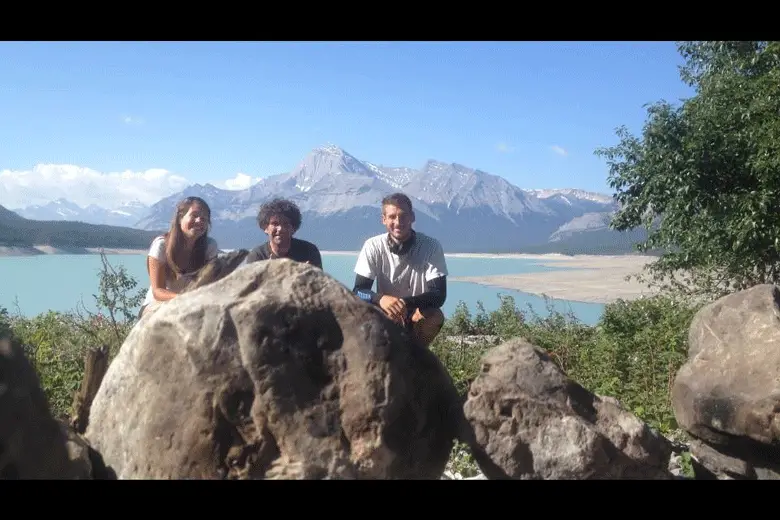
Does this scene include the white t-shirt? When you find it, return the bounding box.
[142,235,219,306]
[354,231,448,299]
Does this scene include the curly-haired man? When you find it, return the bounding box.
[244,198,323,268]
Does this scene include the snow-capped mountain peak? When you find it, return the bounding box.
[11,144,637,254]
[529,188,614,204]
[288,145,373,192]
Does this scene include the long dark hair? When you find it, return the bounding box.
[161,196,212,278]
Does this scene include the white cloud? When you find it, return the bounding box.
[495,141,514,153]
[222,172,262,191]
[550,145,568,157]
[122,115,144,125]
[0,164,190,209]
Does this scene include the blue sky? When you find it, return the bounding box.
[0,41,694,208]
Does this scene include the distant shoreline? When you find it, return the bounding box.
[0,246,651,263]
[0,245,148,257]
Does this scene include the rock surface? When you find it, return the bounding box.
[463,338,673,479]
[59,419,114,479]
[0,336,92,479]
[181,249,251,294]
[85,259,461,479]
[671,284,780,479]
[141,249,251,319]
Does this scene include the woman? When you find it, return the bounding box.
[137,196,219,318]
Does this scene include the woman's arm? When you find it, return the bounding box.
[148,256,178,302]
[146,237,178,302]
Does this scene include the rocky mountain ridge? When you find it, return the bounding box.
[11,144,646,253]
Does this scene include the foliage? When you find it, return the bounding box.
[10,310,91,418]
[0,305,10,339]
[595,41,780,301]
[431,302,495,397]
[4,250,143,419]
[445,440,481,479]
[90,252,146,338]
[575,295,701,434]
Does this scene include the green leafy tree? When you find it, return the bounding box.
[596,41,780,300]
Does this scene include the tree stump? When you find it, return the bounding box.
[70,345,110,435]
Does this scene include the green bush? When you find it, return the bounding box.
[11,310,92,419]
[1,251,144,420]
[0,306,10,339]
[577,295,702,435]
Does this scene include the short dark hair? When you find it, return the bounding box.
[257,198,302,232]
[382,192,413,213]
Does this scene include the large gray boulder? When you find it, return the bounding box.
[672,284,780,479]
[85,259,461,479]
[463,338,673,479]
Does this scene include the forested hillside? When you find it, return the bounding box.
[0,205,163,249]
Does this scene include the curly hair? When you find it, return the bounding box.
[256,198,302,232]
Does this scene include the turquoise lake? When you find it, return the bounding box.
[0,253,606,325]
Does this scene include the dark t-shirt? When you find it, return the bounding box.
[244,238,323,269]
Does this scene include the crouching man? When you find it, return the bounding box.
[352,193,447,348]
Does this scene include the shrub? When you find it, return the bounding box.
[5,250,144,420]
[0,306,10,339]
[580,295,702,435]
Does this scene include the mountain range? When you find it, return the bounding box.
[8,144,648,254]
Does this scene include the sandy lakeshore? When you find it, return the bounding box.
[324,250,661,304]
[449,254,660,304]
